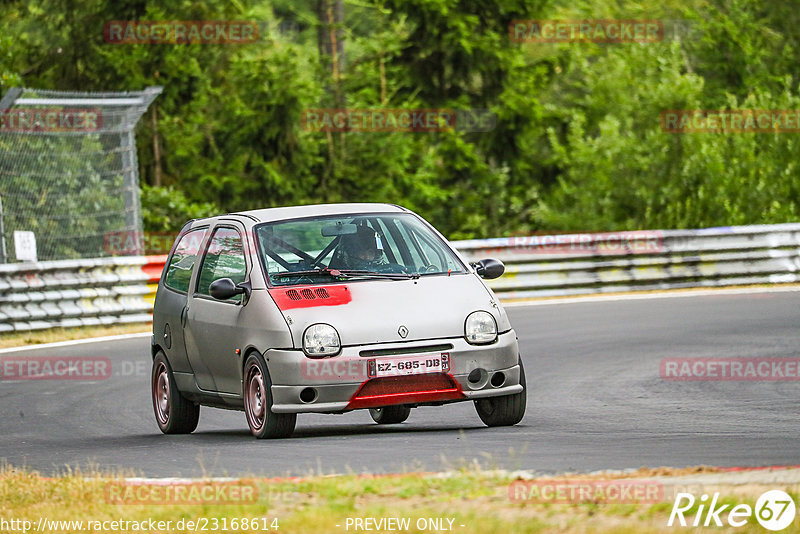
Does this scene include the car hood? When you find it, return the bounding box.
[268,273,510,347]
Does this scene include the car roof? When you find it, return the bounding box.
[229,202,408,223]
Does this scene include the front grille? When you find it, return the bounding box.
[359,343,453,358]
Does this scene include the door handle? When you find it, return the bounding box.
[181,306,188,327]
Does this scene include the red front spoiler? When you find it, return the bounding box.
[345,373,465,410]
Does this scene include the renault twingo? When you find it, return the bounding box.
[151,203,526,438]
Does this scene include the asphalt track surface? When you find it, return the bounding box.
[1,291,799,477]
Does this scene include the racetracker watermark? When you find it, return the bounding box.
[0,356,111,381]
[480,230,665,255]
[104,480,258,505]
[508,479,663,503]
[661,110,800,133]
[0,108,102,133]
[103,230,261,256]
[661,358,800,381]
[301,357,368,382]
[104,20,260,44]
[104,230,179,255]
[301,108,496,132]
[509,19,664,43]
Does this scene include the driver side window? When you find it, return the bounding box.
[196,227,247,302]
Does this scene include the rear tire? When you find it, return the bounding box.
[474,358,527,427]
[369,405,411,424]
[243,353,296,439]
[152,351,200,434]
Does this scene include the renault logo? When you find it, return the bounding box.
[398,325,409,338]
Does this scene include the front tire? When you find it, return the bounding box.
[152,352,200,434]
[474,358,527,427]
[369,405,411,424]
[243,353,296,439]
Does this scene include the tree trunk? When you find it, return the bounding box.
[316,0,346,200]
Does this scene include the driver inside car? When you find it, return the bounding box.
[337,225,387,271]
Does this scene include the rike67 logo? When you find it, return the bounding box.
[669,490,796,531]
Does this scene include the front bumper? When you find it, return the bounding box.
[265,330,521,413]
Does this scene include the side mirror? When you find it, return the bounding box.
[209,278,250,300]
[472,258,505,280]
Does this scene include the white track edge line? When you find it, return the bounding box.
[0,332,151,354]
[501,285,800,307]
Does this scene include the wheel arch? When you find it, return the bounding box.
[241,346,268,392]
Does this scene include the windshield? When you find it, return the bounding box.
[255,213,465,286]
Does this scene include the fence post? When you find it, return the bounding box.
[0,194,6,264]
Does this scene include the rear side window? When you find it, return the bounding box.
[164,228,206,293]
[196,227,247,302]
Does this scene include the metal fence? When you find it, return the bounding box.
[2,223,800,333]
[0,87,161,262]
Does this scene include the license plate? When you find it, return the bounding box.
[367,353,450,378]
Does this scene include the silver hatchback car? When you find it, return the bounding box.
[151,203,526,438]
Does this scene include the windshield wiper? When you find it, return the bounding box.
[339,269,420,280]
[272,268,349,279]
[272,268,419,281]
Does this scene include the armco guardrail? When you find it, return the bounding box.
[0,256,166,333]
[454,223,800,300]
[2,223,800,332]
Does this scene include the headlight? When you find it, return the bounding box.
[465,311,498,344]
[303,323,341,357]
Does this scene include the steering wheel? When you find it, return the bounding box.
[374,262,408,274]
[420,264,438,273]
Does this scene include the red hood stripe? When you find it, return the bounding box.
[268,285,352,310]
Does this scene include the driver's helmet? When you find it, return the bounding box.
[340,225,384,269]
